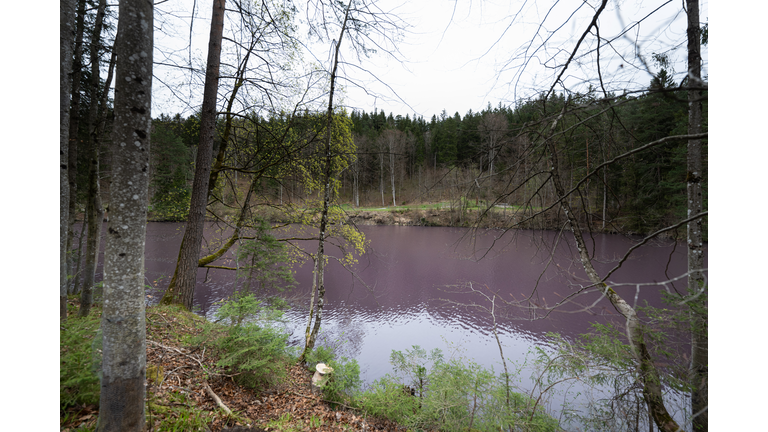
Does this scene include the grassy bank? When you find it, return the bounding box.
[60,293,560,432]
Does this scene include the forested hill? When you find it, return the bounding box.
[139,78,704,236]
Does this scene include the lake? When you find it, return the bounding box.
[94,221,702,424]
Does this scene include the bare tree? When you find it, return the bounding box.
[478,111,506,179]
[351,133,365,207]
[299,0,406,359]
[460,0,708,430]
[379,128,404,206]
[98,0,153,429]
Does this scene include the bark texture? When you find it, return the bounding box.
[80,0,108,318]
[61,0,77,320]
[686,1,707,430]
[98,0,153,429]
[161,0,226,310]
[66,0,87,295]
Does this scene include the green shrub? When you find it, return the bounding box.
[60,312,102,409]
[389,345,443,397]
[214,291,274,327]
[214,323,290,389]
[323,357,361,406]
[357,375,419,424]
[355,346,560,432]
[235,218,296,294]
[304,345,335,372]
[196,292,293,390]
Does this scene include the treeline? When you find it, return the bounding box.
[146,67,706,235]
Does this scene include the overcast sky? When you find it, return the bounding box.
[152,0,708,119]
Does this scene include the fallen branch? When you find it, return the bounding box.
[203,381,233,415]
[148,339,210,373]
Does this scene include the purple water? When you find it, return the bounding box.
[111,223,699,384]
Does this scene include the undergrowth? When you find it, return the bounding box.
[60,300,102,411]
[191,290,294,390]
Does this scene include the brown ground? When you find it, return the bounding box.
[60,299,408,432]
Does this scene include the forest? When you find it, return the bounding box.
[146,81,706,236]
[59,0,708,431]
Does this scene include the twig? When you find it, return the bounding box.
[203,381,233,415]
[147,339,209,372]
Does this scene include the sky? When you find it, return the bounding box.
[152,0,709,120]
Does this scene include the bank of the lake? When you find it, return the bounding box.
[255,202,637,234]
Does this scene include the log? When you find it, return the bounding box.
[203,381,232,415]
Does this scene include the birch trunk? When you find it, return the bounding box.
[98,0,153,428]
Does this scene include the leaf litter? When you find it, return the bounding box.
[61,299,409,431]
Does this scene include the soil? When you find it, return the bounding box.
[60,299,409,432]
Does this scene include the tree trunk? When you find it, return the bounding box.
[390,135,396,206]
[79,0,108,318]
[81,178,103,318]
[302,0,352,360]
[545,106,682,432]
[98,0,153,429]
[61,0,77,320]
[207,40,252,199]
[379,149,385,206]
[299,256,319,362]
[161,0,226,310]
[686,1,707,430]
[66,0,87,292]
[70,220,87,296]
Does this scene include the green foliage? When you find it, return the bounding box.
[149,122,192,221]
[355,346,559,432]
[214,322,291,389]
[303,345,335,372]
[308,414,323,428]
[194,293,293,390]
[236,218,296,293]
[389,345,442,397]
[302,345,361,407]
[357,375,420,423]
[148,391,210,432]
[414,357,558,432]
[323,357,362,406]
[266,412,297,431]
[214,291,272,327]
[535,322,699,431]
[60,311,102,410]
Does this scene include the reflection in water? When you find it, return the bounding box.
[94,222,702,421]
